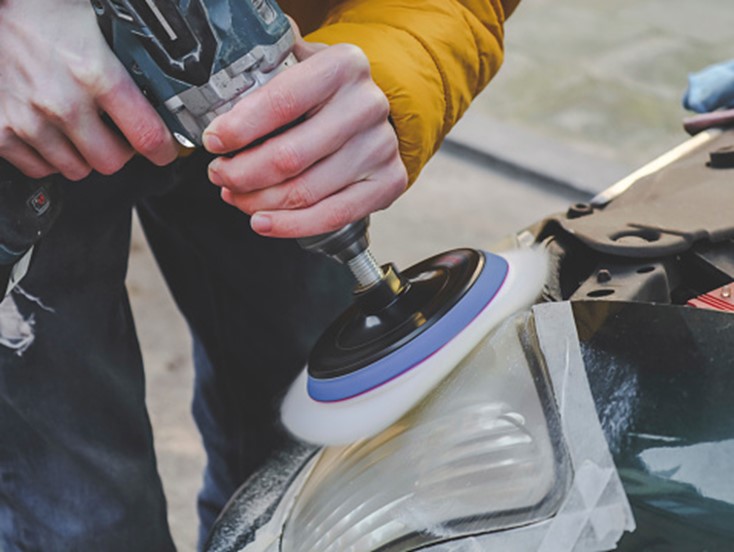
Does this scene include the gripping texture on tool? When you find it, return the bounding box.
[93,0,295,145]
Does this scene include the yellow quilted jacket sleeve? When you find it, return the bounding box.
[298,0,516,185]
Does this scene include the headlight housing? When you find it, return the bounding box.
[281,314,571,551]
[207,304,634,552]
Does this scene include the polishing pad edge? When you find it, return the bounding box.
[281,247,548,446]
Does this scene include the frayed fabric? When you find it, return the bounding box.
[0,294,35,356]
[13,286,55,313]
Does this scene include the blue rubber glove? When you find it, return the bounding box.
[683,59,734,113]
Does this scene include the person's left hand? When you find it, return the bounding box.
[202,27,408,238]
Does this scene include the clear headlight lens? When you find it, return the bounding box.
[281,314,571,552]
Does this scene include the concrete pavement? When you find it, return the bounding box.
[476,0,732,170]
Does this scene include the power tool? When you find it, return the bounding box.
[0,2,544,441]
[0,0,547,444]
[93,0,384,283]
[96,0,547,445]
[92,0,296,148]
[1,0,377,294]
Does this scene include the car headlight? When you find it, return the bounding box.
[208,303,634,552]
[280,314,571,552]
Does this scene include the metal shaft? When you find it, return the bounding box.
[297,217,385,289]
[346,249,383,288]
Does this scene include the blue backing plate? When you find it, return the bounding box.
[307,251,508,402]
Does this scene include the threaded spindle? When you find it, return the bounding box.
[347,250,384,288]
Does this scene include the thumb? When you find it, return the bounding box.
[286,15,327,60]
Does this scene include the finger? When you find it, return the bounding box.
[26,83,135,175]
[285,15,301,39]
[247,170,405,238]
[285,15,326,61]
[203,44,371,154]
[95,69,178,166]
[293,38,326,61]
[0,134,56,179]
[64,108,135,175]
[15,120,91,181]
[293,39,329,61]
[220,123,400,214]
[208,82,389,192]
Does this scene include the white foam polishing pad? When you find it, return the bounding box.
[281,248,548,446]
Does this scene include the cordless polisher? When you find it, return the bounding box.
[98,0,548,445]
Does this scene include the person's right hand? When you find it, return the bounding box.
[0,0,178,180]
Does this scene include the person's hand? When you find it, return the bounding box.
[0,0,178,180]
[202,26,408,238]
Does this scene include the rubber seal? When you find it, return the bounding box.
[307,251,508,402]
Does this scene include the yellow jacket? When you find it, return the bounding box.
[280,0,519,184]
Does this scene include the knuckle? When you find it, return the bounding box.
[393,168,409,195]
[327,44,371,85]
[267,86,299,124]
[133,122,167,156]
[273,141,304,178]
[69,55,106,90]
[373,128,400,163]
[67,58,94,86]
[359,86,391,125]
[372,157,408,212]
[32,98,80,127]
[11,116,44,143]
[95,71,129,103]
[283,180,315,209]
[94,155,129,176]
[65,164,93,182]
[386,162,408,198]
[373,89,391,120]
[338,43,371,76]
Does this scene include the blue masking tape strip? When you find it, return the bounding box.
[307,251,509,402]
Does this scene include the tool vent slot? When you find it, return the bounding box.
[109,0,135,22]
[252,0,277,24]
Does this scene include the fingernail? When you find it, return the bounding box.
[203,132,224,153]
[251,213,273,234]
[208,161,222,185]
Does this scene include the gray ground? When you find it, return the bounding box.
[128,0,732,549]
